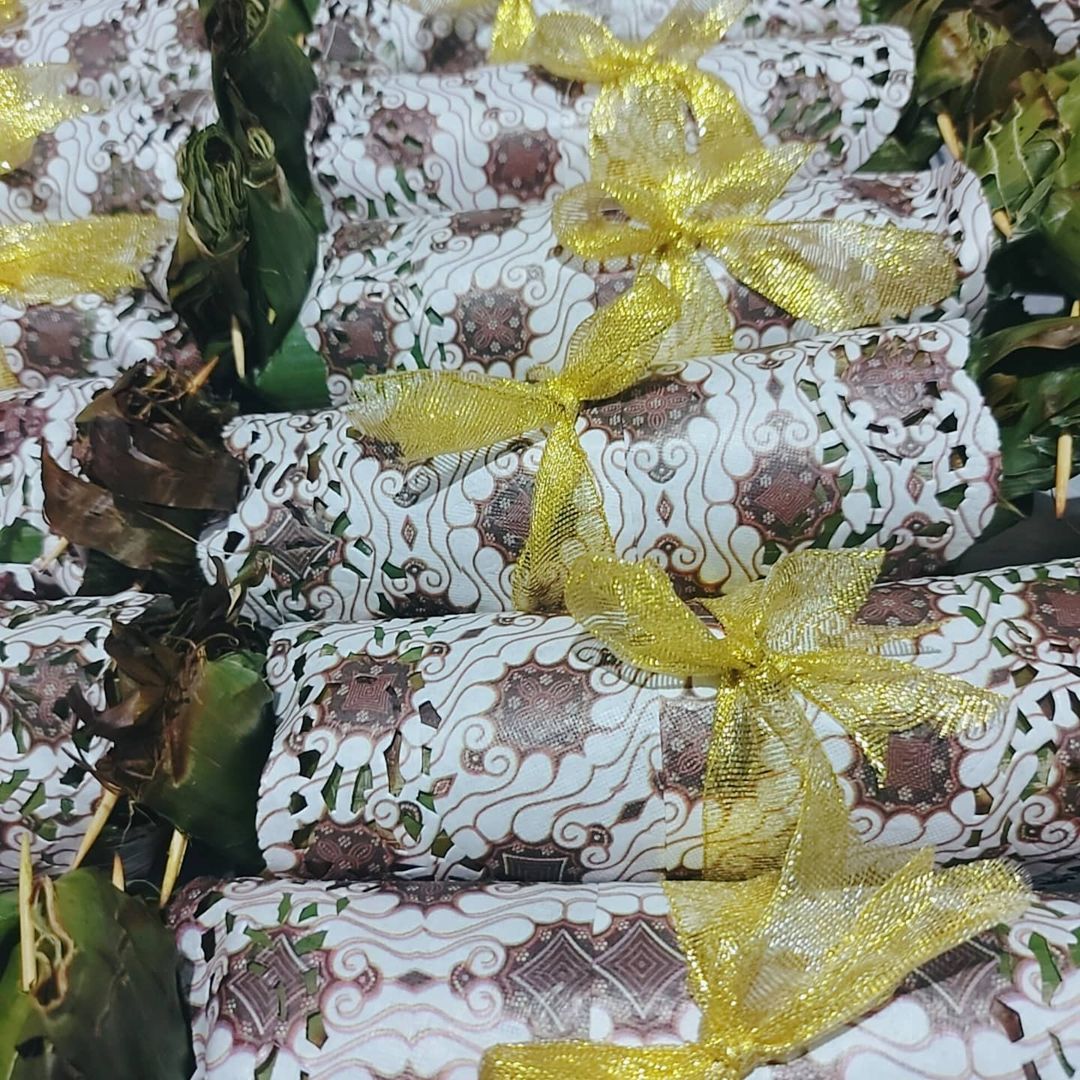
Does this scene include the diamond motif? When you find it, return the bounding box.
[594,921,686,1020]
[507,928,595,1038]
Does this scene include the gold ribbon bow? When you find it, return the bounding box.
[564,547,1004,876]
[482,548,1030,1079]
[555,79,959,358]
[490,0,756,141]
[349,274,679,612]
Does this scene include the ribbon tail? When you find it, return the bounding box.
[511,420,614,613]
[481,1042,722,1080]
[703,688,802,881]
[349,369,556,463]
[716,219,958,331]
[645,253,735,363]
[0,217,172,305]
[489,0,538,61]
[0,65,99,175]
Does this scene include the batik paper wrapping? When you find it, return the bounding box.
[0,287,199,389]
[199,320,1000,627]
[310,0,864,82]
[311,27,915,222]
[0,0,211,107]
[0,591,161,882]
[0,83,209,386]
[0,89,215,227]
[254,559,1080,883]
[171,875,1080,1080]
[1036,0,1080,53]
[0,377,106,598]
[301,161,991,404]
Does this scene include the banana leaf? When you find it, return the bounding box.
[168,123,324,408]
[969,316,1080,502]
[861,0,1056,171]
[168,125,250,359]
[41,364,241,587]
[204,0,323,227]
[76,580,272,871]
[0,870,191,1080]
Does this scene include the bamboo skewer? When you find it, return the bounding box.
[1056,434,1073,520]
[18,834,35,992]
[111,853,125,892]
[159,829,188,908]
[69,786,119,870]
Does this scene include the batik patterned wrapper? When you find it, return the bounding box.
[0,377,106,597]
[254,560,1080,882]
[0,288,199,389]
[1036,0,1080,53]
[199,320,1000,626]
[0,591,161,881]
[311,0,864,82]
[0,90,215,227]
[303,161,990,402]
[0,0,210,106]
[311,27,914,221]
[171,876,1080,1080]
[0,90,209,384]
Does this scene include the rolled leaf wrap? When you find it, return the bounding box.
[253,559,1080,882]
[310,28,915,220]
[311,0,865,82]
[299,161,988,403]
[200,320,1000,625]
[171,875,1080,1080]
[0,591,164,881]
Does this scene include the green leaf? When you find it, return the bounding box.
[0,870,192,1080]
[0,521,44,563]
[254,320,330,411]
[141,651,273,870]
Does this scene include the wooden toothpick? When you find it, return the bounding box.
[159,829,189,909]
[936,113,963,159]
[1055,433,1073,520]
[18,833,35,993]
[69,786,119,871]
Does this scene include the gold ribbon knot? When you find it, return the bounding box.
[349,275,679,612]
[554,79,959,357]
[490,0,757,141]
[482,548,1030,1079]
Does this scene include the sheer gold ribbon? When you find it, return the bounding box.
[0,65,95,174]
[482,548,1030,1079]
[0,217,171,306]
[0,1,20,29]
[349,274,678,612]
[555,79,959,357]
[489,0,755,142]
